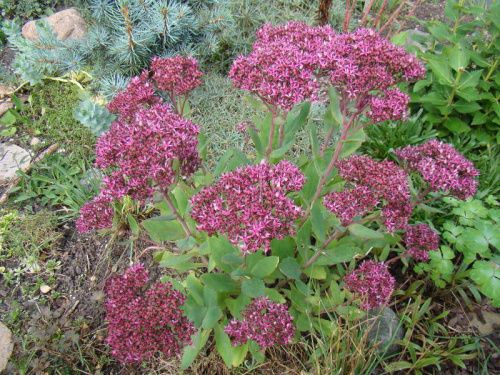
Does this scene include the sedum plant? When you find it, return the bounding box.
[73,99,116,136]
[80,24,482,370]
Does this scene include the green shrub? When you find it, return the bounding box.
[415,196,500,307]
[407,0,500,143]
[0,0,64,20]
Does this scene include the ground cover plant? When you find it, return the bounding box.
[1,0,500,374]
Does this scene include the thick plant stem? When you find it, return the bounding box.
[265,107,278,160]
[302,115,355,220]
[302,230,342,270]
[320,124,336,156]
[164,192,193,237]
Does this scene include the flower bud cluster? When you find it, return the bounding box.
[224,297,295,348]
[190,160,304,254]
[105,264,196,363]
[395,140,479,200]
[335,155,412,232]
[76,193,114,234]
[404,223,440,262]
[344,260,395,310]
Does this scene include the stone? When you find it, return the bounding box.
[0,322,13,372]
[0,85,12,97]
[469,311,500,335]
[0,100,13,117]
[0,143,31,184]
[363,307,404,357]
[22,9,87,42]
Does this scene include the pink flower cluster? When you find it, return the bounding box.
[367,88,411,123]
[323,185,379,226]
[229,22,425,119]
[324,28,425,96]
[150,55,203,96]
[224,297,295,348]
[106,70,161,122]
[395,140,479,200]
[78,56,203,233]
[105,264,196,363]
[230,22,334,110]
[106,56,203,121]
[190,160,304,254]
[335,155,412,232]
[76,193,114,234]
[344,260,395,311]
[404,223,440,262]
[77,104,201,233]
[96,104,201,201]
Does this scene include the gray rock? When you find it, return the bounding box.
[0,143,31,184]
[0,100,13,117]
[0,322,13,372]
[363,307,404,357]
[22,9,87,42]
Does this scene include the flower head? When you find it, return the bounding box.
[106,70,161,121]
[150,55,203,96]
[404,223,440,262]
[224,297,295,348]
[106,56,203,120]
[336,155,412,232]
[76,193,114,233]
[395,140,479,200]
[190,160,304,254]
[105,264,196,363]
[344,260,395,310]
[230,23,425,120]
[229,22,336,110]
[324,185,379,226]
[95,104,201,201]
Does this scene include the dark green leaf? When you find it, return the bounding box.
[279,257,302,279]
[241,278,265,298]
[201,273,238,292]
[251,256,279,278]
[347,224,384,240]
